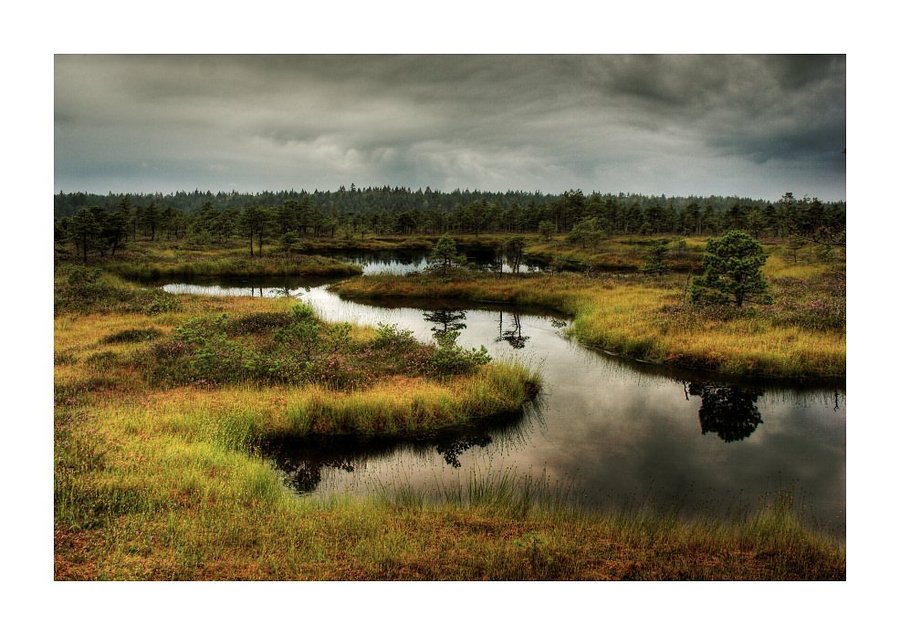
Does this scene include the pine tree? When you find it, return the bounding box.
[690,231,771,308]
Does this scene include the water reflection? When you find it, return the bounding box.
[435,432,495,468]
[272,284,309,299]
[265,415,527,493]
[344,248,548,276]
[686,382,764,442]
[163,278,331,298]
[423,308,467,336]
[497,311,529,349]
[345,251,430,276]
[279,456,355,492]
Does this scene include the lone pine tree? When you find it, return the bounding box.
[691,231,771,308]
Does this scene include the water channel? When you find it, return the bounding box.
[161,254,846,537]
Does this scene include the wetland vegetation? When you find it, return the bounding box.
[53,188,846,580]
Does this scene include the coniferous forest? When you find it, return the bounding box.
[54,187,845,259]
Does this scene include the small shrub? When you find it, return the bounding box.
[430,331,491,377]
[66,266,102,288]
[289,302,317,323]
[373,322,417,350]
[140,289,181,315]
[641,240,670,275]
[61,266,118,305]
[190,336,262,384]
[325,322,352,353]
[175,315,228,345]
[264,354,315,384]
[56,267,179,315]
[273,306,322,356]
[225,312,293,335]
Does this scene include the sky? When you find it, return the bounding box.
[54,54,846,201]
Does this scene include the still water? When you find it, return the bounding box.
[342,249,547,275]
[162,268,845,537]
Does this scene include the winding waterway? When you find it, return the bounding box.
[162,258,846,537]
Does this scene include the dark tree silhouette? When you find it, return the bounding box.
[279,458,355,493]
[54,188,844,246]
[423,308,467,337]
[67,207,102,263]
[505,236,526,273]
[687,382,764,442]
[497,311,529,349]
[435,433,493,468]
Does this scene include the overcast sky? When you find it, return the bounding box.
[54,54,845,201]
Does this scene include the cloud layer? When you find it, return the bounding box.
[54,55,846,200]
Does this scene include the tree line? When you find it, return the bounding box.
[54,187,845,262]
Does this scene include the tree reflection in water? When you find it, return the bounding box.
[435,433,494,468]
[281,458,355,493]
[687,382,765,442]
[267,423,507,494]
[423,308,467,337]
[275,284,309,300]
[497,311,529,349]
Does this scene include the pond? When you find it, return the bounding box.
[162,264,846,538]
[340,248,548,275]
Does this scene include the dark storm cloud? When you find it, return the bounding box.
[54,54,845,199]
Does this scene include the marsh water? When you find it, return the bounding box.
[162,256,846,537]
[341,249,547,275]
